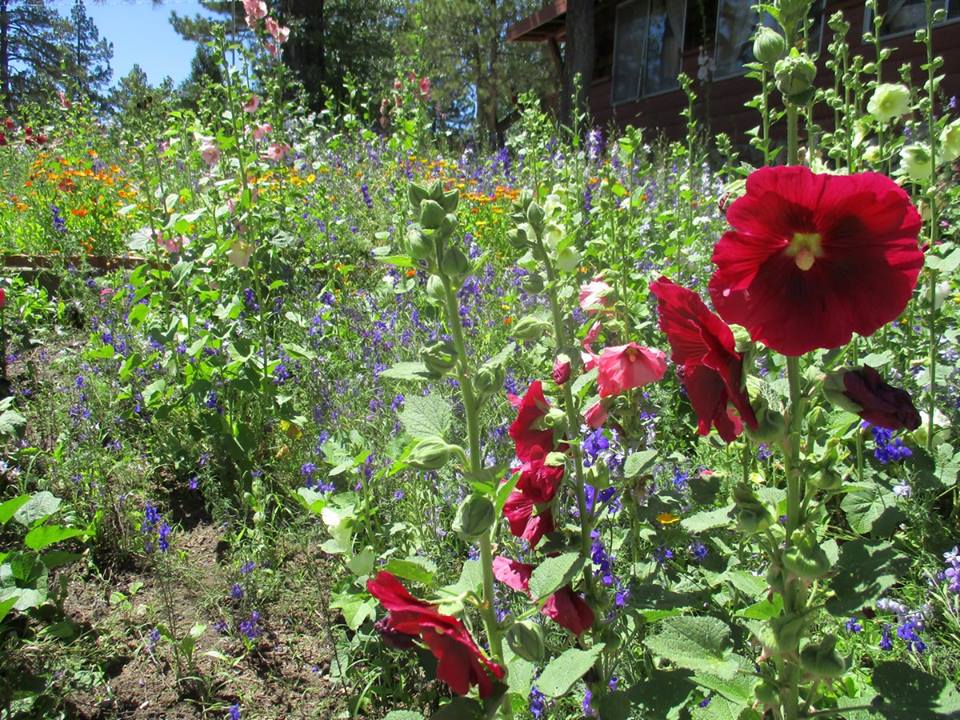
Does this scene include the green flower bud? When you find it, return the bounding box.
[772,610,811,652]
[777,0,813,34]
[439,213,458,237]
[732,484,774,534]
[527,202,545,232]
[513,315,552,342]
[506,621,545,663]
[422,339,458,376]
[867,83,912,124]
[440,189,459,213]
[556,245,581,273]
[408,437,452,470]
[475,364,505,400]
[800,635,846,679]
[426,274,446,304]
[781,529,833,579]
[408,182,429,210]
[441,246,470,280]
[900,143,933,183]
[427,179,443,201]
[775,52,817,104]
[754,26,786,68]
[746,397,787,444]
[729,324,753,353]
[507,228,528,251]
[542,408,568,431]
[419,200,446,230]
[453,493,495,539]
[522,273,545,293]
[407,227,435,261]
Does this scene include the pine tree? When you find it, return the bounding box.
[66,0,113,104]
[0,0,68,110]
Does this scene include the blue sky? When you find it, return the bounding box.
[50,0,214,87]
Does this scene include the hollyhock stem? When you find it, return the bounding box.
[780,355,806,720]
[540,254,595,597]
[924,0,939,452]
[438,273,509,714]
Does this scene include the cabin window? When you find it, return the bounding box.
[612,0,648,104]
[869,0,956,36]
[643,0,687,94]
[612,0,687,104]
[714,0,823,79]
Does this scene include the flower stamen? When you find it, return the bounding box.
[786,232,823,271]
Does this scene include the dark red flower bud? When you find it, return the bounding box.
[0,133,6,146]
[374,617,415,650]
[3,118,13,130]
[552,355,571,385]
[842,365,921,431]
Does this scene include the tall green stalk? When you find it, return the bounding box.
[923,0,940,452]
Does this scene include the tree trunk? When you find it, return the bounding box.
[0,0,10,111]
[560,0,594,128]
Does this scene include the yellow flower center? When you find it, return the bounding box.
[786,232,823,271]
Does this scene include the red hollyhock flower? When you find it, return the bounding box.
[515,453,565,504]
[583,400,607,429]
[842,365,921,431]
[502,491,553,547]
[650,276,758,442]
[708,166,923,356]
[367,572,504,697]
[509,380,554,462]
[492,557,594,635]
[0,288,5,309]
[597,343,667,398]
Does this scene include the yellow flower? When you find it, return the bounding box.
[656,512,681,525]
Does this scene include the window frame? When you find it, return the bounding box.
[611,0,650,106]
[639,0,689,98]
[863,0,960,41]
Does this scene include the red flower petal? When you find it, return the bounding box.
[515,454,565,504]
[508,380,555,462]
[492,556,533,594]
[541,587,594,635]
[842,365,921,431]
[503,491,554,547]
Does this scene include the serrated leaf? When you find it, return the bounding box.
[0,495,30,526]
[528,552,583,601]
[14,492,61,527]
[681,505,733,533]
[330,591,376,631]
[537,644,605,697]
[644,616,738,679]
[400,394,452,441]
[384,557,436,586]
[826,539,909,616]
[624,449,658,478]
[841,484,903,536]
[381,361,435,382]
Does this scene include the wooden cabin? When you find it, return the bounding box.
[508,0,960,140]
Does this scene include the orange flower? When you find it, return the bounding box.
[71,208,88,217]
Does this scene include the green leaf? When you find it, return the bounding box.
[841,484,903,536]
[926,247,960,274]
[430,698,483,720]
[330,591,376,631]
[400,394,452,441]
[381,361,435,382]
[383,712,424,720]
[284,343,317,360]
[826,539,909,617]
[0,495,31,526]
[0,405,26,436]
[624,670,694,720]
[537,644,606,697]
[681,506,733,533]
[644,616,738,679]
[0,596,17,623]
[14,492,61,527]
[693,694,761,720]
[872,661,960,719]
[346,547,375,578]
[506,654,535,697]
[624,449,658,478]
[528,552,583,601]
[23,525,85,551]
[384,557,436,586]
[438,560,483,598]
[693,655,760,705]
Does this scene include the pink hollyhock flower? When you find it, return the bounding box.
[263,142,289,162]
[502,491,553,547]
[199,139,220,167]
[251,123,272,141]
[264,17,290,43]
[579,278,613,314]
[228,241,253,268]
[0,287,5,308]
[242,95,260,113]
[154,232,188,254]
[99,288,114,304]
[264,40,279,57]
[367,572,504,698]
[552,355,571,385]
[583,401,607,429]
[492,557,594,635]
[508,380,555,462]
[597,343,667,397]
[243,0,266,26]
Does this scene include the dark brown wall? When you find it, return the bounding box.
[585,1,960,141]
